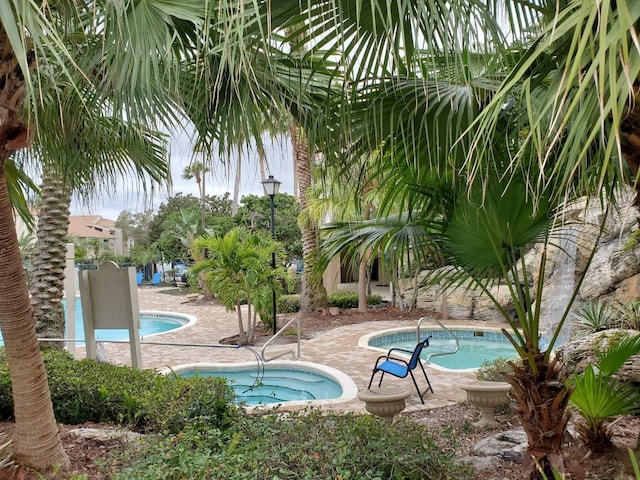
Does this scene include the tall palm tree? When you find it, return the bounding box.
[29,116,167,349]
[182,159,208,230]
[0,1,210,470]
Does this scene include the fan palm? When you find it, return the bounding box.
[569,333,640,451]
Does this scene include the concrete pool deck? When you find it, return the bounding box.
[88,287,505,414]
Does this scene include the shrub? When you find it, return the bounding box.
[614,300,640,330]
[115,409,473,479]
[476,357,514,382]
[278,294,300,313]
[573,300,615,335]
[0,349,238,433]
[327,291,383,309]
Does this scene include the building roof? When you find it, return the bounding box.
[68,215,116,239]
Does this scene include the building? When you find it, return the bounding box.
[68,215,126,257]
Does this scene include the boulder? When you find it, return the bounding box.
[473,428,527,462]
[555,329,640,382]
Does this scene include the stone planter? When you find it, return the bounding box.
[358,387,411,423]
[461,381,511,427]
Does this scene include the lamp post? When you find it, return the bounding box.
[261,175,281,334]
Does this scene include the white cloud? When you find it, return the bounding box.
[71,131,294,220]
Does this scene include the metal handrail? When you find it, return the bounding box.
[260,317,301,362]
[416,316,460,363]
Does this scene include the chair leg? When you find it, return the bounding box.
[419,362,433,394]
[377,371,385,388]
[409,371,425,404]
[367,370,377,389]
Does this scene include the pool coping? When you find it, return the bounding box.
[162,360,359,412]
[139,310,198,338]
[358,325,515,373]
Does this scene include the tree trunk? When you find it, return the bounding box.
[291,120,326,313]
[0,161,69,471]
[232,151,241,216]
[0,28,68,471]
[357,203,374,312]
[30,165,72,350]
[506,352,578,480]
[236,303,247,344]
[357,250,371,312]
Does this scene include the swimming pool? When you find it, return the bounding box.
[168,361,358,408]
[0,299,196,345]
[362,328,517,371]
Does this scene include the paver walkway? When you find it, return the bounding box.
[84,288,494,414]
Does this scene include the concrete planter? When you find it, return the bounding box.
[358,387,411,423]
[461,380,511,427]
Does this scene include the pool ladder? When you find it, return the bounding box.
[417,317,460,363]
[260,317,301,362]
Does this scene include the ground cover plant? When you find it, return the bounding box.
[114,409,473,480]
[0,349,239,434]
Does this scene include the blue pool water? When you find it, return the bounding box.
[178,366,344,406]
[62,298,186,341]
[368,329,517,370]
[0,298,186,345]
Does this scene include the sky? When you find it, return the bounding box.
[70,131,295,221]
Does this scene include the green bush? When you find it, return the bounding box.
[0,349,238,433]
[278,294,300,313]
[476,357,515,382]
[115,409,472,480]
[327,291,383,309]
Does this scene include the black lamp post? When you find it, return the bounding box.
[261,175,281,334]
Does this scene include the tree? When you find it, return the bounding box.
[29,114,167,349]
[234,193,302,261]
[148,193,234,247]
[116,210,156,249]
[182,160,209,230]
[0,1,212,471]
[301,2,640,477]
[190,228,290,344]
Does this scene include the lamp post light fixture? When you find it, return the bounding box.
[261,175,281,334]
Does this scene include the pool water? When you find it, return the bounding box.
[178,366,344,406]
[0,299,187,346]
[368,329,517,370]
[62,298,186,341]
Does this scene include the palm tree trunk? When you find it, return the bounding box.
[357,203,374,312]
[357,250,371,312]
[30,165,72,349]
[236,303,247,344]
[0,29,68,472]
[291,120,327,313]
[507,352,575,479]
[0,161,69,471]
[232,150,241,216]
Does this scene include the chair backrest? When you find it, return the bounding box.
[408,336,431,370]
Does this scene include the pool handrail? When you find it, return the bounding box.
[260,317,301,362]
[416,317,460,363]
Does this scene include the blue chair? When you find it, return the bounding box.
[368,336,433,404]
[150,272,162,286]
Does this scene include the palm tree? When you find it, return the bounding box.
[301,2,639,478]
[28,97,167,348]
[0,1,211,470]
[182,159,208,230]
[190,228,290,343]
